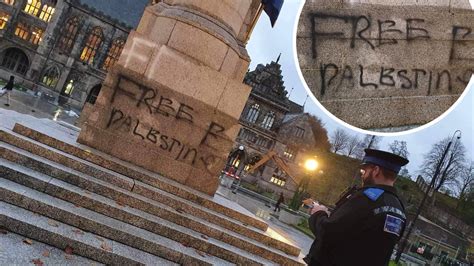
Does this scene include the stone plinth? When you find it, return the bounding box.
[297,0,474,130]
[78,1,261,195]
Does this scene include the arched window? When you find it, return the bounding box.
[85,84,101,104]
[4,0,15,5]
[24,0,56,22]
[39,4,55,22]
[245,103,260,123]
[261,111,275,129]
[57,17,79,54]
[102,39,125,71]
[80,27,103,65]
[41,66,60,87]
[1,48,29,75]
[62,79,75,96]
[24,0,41,16]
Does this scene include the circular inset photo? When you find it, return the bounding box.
[296,0,474,132]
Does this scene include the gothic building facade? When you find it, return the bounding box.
[0,0,148,109]
[226,58,330,199]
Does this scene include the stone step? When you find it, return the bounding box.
[0,160,304,264]
[0,202,177,266]
[12,123,268,231]
[0,129,300,257]
[0,230,103,265]
[0,178,240,266]
[0,143,304,264]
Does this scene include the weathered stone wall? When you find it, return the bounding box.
[297,0,473,129]
[78,1,259,195]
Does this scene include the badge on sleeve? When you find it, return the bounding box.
[363,188,384,201]
[383,214,404,236]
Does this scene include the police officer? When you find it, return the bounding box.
[304,149,409,266]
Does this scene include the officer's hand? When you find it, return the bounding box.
[310,203,329,216]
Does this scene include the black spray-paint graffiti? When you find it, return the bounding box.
[310,13,432,59]
[111,76,195,124]
[106,76,228,173]
[105,107,223,174]
[318,64,473,96]
[450,26,474,62]
[307,13,474,96]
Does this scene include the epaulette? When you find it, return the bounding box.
[363,188,384,201]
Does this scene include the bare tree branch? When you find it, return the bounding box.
[330,128,349,154]
[420,137,467,193]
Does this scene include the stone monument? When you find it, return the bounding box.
[78,0,262,195]
[297,0,474,130]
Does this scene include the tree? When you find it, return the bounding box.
[345,134,361,157]
[308,115,331,152]
[456,161,474,209]
[330,128,349,154]
[420,137,467,194]
[361,135,382,149]
[353,135,382,159]
[388,140,409,158]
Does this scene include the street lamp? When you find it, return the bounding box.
[394,130,461,263]
[289,157,319,210]
[304,158,318,172]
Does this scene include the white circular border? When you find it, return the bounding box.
[292,0,474,137]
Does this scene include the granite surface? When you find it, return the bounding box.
[297,0,474,130]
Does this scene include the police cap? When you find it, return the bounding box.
[361,149,409,174]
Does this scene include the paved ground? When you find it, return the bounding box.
[217,186,314,257]
[0,89,79,125]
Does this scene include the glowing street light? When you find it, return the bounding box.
[289,157,320,210]
[304,158,318,172]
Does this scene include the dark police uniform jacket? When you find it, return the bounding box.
[305,184,406,266]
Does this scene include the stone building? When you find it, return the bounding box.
[0,0,148,109]
[225,57,330,199]
[405,215,472,264]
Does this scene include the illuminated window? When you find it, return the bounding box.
[1,48,29,75]
[283,147,295,161]
[231,158,240,168]
[4,0,15,5]
[102,39,125,70]
[261,111,275,129]
[57,17,79,54]
[24,0,41,16]
[14,22,43,45]
[294,127,305,138]
[270,176,286,187]
[39,4,55,22]
[14,22,29,40]
[30,27,43,45]
[41,67,59,87]
[80,27,103,65]
[245,104,260,123]
[24,0,56,22]
[0,12,10,30]
[63,79,74,96]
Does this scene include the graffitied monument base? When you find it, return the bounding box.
[297,0,474,130]
[78,1,258,195]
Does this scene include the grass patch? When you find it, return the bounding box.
[292,224,314,239]
[291,218,315,238]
